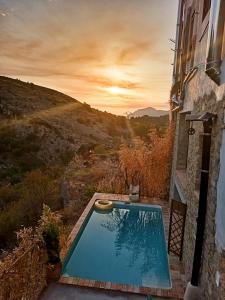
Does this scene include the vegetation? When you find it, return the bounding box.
[0,76,170,254]
[129,115,169,140]
[0,206,60,300]
[118,125,174,198]
[97,124,174,199]
[41,205,61,264]
[0,169,61,250]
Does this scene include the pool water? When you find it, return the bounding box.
[62,202,171,289]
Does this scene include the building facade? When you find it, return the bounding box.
[170,0,225,299]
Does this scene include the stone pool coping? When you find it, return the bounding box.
[59,193,185,299]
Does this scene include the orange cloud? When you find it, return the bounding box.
[117,41,150,65]
[0,0,178,115]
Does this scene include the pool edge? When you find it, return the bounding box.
[60,193,182,299]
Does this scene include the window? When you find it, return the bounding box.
[182,8,196,73]
[176,113,190,171]
[188,12,196,68]
[202,0,211,21]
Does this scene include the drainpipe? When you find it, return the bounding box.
[191,119,212,285]
[184,118,213,300]
[205,0,225,84]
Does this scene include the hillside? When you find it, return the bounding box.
[0,76,169,250]
[129,106,169,118]
[0,76,129,184]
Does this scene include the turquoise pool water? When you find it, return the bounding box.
[62,202,171,288]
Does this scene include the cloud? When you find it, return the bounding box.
[0,0,178,114]
[0,8,9,17]
[116,41,150,65]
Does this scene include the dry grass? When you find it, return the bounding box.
[97,124,174,199]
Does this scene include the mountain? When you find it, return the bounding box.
[0,76,130,184]
[129,107,169,118]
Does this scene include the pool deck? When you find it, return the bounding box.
[59,193,185,299]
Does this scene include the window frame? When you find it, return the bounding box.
[198,0,211,42]
[202,0,211,22]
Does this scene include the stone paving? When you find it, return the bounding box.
[42,193,185,299]
[40,283,147,300]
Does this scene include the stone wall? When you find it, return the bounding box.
[172,93,225,299]
[0,243,47,300]
[170,0,225,298]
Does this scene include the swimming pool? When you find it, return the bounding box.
[61,201,171,289]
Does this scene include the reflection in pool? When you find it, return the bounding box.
[61,202,171,288]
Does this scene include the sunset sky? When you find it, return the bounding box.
[0,0,178,115]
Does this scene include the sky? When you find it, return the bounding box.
[0,0,178,115]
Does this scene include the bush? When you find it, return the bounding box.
[0,167,22,184]
[20,170,60,224]
[83,183,96,199]
[94,145,106,155]
[0,185,19,210]
[0,200,24,249]
[117,125,174,198]
[62,200,85,225]
[40,205,61,264]
[0,169,61,250]
[60,150,74,165]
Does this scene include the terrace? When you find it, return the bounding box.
[40,193,185,300]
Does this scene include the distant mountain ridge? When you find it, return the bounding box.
[129,107,169,118]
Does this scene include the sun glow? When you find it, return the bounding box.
[103,86,128,95]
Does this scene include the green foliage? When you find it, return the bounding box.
[60,149,75,165]
[77,143,96,156]
[0,185,19,210]
[0,167,22,184]
[83,183,96,199]
[0,200,23,248]
[0,126,40,156]
[129,115,169,140]
[106,124,121,137]
[0,126,42,180]
[41,205,61,264]
[94,145,106,155]
[0,170,61,250]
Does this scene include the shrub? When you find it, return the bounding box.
[60,149,74,165]
[0,169,61,250]
[0,200,23,249]
[62,200,86,225]
[40,205,61,264]
[83,183,96,199]
[20,170,60,224]
[0,167,22,184]
[0,185,18,210]
[94,145,106,155]
[97,125,174,199]
[117,125,174,198]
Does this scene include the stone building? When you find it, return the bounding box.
[170,0,225,299]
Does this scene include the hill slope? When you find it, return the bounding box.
[0,76,129,184]
[0,76,170,250]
